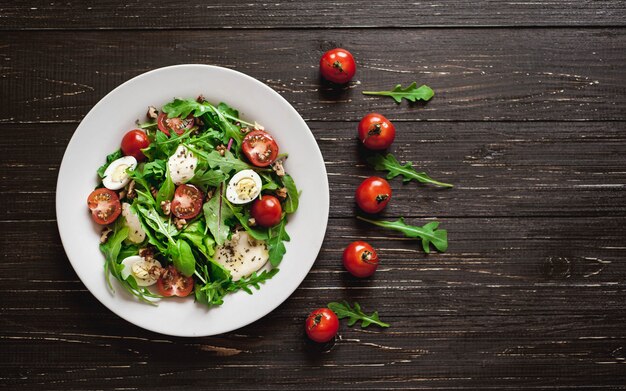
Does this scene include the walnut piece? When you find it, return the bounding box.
[275,187,288,200]
[248,217,257,227]
[100,227,113,244]
[216,144,227,156]
[160,200,171,216]
[147,106,158,119]
[174,218,187,230]
[271,159,285,177]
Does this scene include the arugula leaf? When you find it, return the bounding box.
[327,301,390,328]
[228,269,279,294]
[155,168,175,208]
[180,220,215,258]
[267,217,290,267]
[357,216,448,253]
[202,187,234,246]
[368,153,453,188]
[100,222,129,291]
[142,159,167,182]
[97,149,123,178]
[191,166,227,190]
[281,175,300,214]
[186,146,250,174]
[362,82,434,104]
[136,204,179,242]
[171,239,196,277]
[225,201,269,241]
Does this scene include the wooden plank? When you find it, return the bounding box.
[0,1,625,29]
[3,122,625,220]
[1,29,625,123]
[1,219,625,389]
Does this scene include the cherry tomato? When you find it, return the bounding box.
[121,129,150,161]
[305,308,339,343]
[357,113,396,150]
[355,176,392,214]
[171,184,204,220]
[343,241,379,278]
[242,130,279,167]
[250,195,282,227]
[319,48,356,84]
[87,188,122,225]
[156,265,194,297]
[157,113,194,136]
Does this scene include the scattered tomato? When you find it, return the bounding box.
[355,176,392,213]
[157,113,194,136]
[357,113,396,150]
[319,48,356,84]
[171,184,204,220]
[242,130,279,167]
[87,188,122,225]
[250,195,282,227]
[343,241,379,278]
[156,265,194,297]
[305,308,339,343]
[121,129,150,161]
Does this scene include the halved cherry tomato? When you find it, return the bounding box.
[358,113,396,150]
[121,129,150,161]
[87,188,121,225]
[171,184,204,220]
[306,308,339,343]
[242,130,279,167]
[250,195,282,227]
[355,176,392,214]
[156,265,194,297]
[319,48,356,84]
[157,113,194,136]
[343,241,379,278]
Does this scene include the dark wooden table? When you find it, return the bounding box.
[2,1,626,390]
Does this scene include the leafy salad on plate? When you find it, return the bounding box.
[86,97,299,308]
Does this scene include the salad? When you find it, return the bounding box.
[86,97,299,307]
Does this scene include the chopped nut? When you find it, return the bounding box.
[100,226,113,244]
[126,180,136,200]
[271,158,286,177]
[174,218,187,230]
[248,217,257,227]
[147,106,158,119]
[139,247,156,261]
[216,144,227,156]
[206,189,214,200]
[275,187,288,200]
[160,200,171,216]
[118,189,127,200]
[196,94,205,103]
[150,185,158,199]
[240,127,251,134]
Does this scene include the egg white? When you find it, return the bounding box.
[120,256,162,287]
[214,231,269,281]
[102,156,137,190]
[226,169,262,204]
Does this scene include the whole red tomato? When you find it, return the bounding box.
[355,176,392,214]
[250,195,282,227]
[343,241,379,278]
[121,129,150,161]
[305,308,339,343]
[319,48,356,84]
[357,113,396,150]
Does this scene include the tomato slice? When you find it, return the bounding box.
[171,184,203,220]
[87,188,122,225]
[156,265,194,297]
[157,113,194,136]
[242,130,279,167]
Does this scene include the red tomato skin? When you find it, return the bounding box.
[342,241,380,278]
[156,266,194,297]
[242,130,279,167]
[171,184,204,220]
[250,195,282,227]
[305,308,339,343]
[87,188,122,225]
[355,176,392,214]
[357,113,396,150]
[157,113,194,136]
[121,129,150,161]
[319,48,356,84]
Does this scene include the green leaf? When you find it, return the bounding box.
[281,175,300,214]
[368,153,453,188]
[357,216,448,253]
[267,217,290,267]
[186,146,250,174]
[135,204,179,243]
[228,269,279,294]
[362,82,434,104]
[97,149,123,178]
[190,167,227,190]
[327,301,390,328]
[100,223,129,290]
[142,159,167,182]
[155,168,175,208]
[180,220,215,258]
[171,239,196,277]
[202,187,234,246]
[225,200,269,241]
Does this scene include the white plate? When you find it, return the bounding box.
[56,64,329,337]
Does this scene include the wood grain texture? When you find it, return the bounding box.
[2,121,625,220]
[1,29,626,123]
[0,0,625,29]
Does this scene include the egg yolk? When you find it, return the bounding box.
[112,164,129,182]
[235,177,257,200]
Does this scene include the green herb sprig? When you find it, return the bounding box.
[362,82,434,104]
[328,301,390,328]
[368,153,453,188]
[357,216,448,253]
